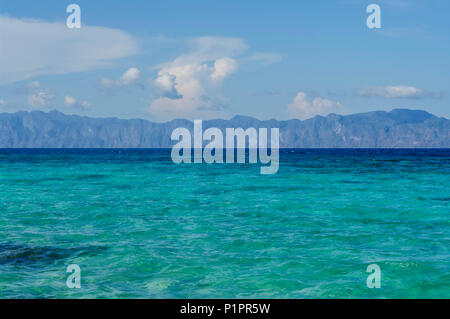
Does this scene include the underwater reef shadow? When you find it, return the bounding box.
[0,242,108,266]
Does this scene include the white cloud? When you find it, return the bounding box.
[210,58,238,81]
[64,95,91,109]
[101,67,141,87]
[80,101,91,108]
[384,86,422,98]
[153,72,176,93]
[120,67,140,85]
[5,81,56,110]
[174,36,248,65]
[147,37,247,120]
[0,98,6,106]
[25,82,54,108]
[64,95,76,106]
[287,92,341,119]
[0,15,138,84]
[357,85,439,99]
[27,90,54,108]
[149,63,212,115]
[145,36,281,120]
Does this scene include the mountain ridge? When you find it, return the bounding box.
[0,109,448,148]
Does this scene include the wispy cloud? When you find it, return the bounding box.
[240,52,283,66]
[357,85,443,99]
[0,15,138,84]
[23,81,55,108]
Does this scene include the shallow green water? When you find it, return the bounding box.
[0,149,449,298]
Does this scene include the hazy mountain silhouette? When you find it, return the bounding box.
[0,109,448,148]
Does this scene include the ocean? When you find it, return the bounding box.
[0,149,449,298]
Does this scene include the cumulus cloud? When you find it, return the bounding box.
[120,67,140,85]
[145,36,282,120]
[101,67,141,88]
[0,15,138,84]
[210,58,238,81]
[150,63,217,116]
[147,37,248,120]
[0,98,6,106]
[64,95,91,109]
[287,92,341,119]
[153,72,177,95]
[357,85,441,99]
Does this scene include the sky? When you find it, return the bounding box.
[0,0,449,122]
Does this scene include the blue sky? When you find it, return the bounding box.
[0,0,449,121]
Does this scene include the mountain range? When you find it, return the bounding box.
[0,109,448,148]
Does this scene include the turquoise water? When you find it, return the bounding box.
[0,149,449,299]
